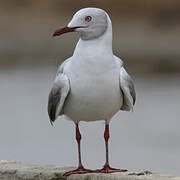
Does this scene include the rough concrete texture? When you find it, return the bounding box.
[0,160,179,180]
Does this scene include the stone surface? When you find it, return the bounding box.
[0,160,179,180]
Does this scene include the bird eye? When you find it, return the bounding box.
[85,16,92,22]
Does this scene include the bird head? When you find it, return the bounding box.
[53,8,108,40]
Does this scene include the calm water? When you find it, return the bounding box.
[0,65,180,174]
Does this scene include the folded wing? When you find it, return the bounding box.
[120,67,136,111]
[48,62,70,125]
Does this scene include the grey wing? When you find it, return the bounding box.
[120,67,136,111]
[48,73,70,125]
[56,58,70,75]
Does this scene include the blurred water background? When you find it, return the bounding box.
[0,0,180,175]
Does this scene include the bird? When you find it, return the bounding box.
[48,7,136,176]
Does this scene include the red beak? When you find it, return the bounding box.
[53,26,80,37]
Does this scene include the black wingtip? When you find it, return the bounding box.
[48,107,56,127]
[48,87,61,127]
[133,91,136,105]
[48,107,55,126]
[50,119,54,127]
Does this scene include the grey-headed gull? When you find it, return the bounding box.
[48,7,136,176]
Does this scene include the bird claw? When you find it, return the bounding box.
[94,164,127,173]
[63,166,93,176]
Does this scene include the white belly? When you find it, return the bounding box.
[63,64,122,122]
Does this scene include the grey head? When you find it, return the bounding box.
[53,8,109,40]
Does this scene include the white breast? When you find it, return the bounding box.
[63,55,122,123]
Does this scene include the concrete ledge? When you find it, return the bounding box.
[0,160,179,180]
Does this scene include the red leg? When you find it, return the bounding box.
[95,123,127,173]
[63,123,93,176]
